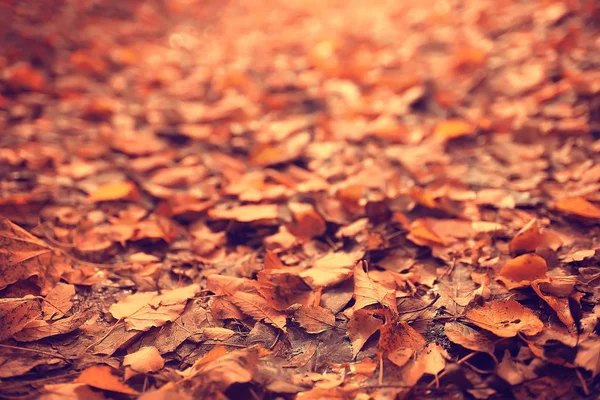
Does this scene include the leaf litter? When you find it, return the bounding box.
[1,0,600,398]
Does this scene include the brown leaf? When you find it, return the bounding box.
[43,282,75,320]
[444,322,496,359]
[0,218,71,294]
[353,263,397,313]
[347,309,383,358]
[229,291,287,331]
[531,278,575,329]
[300,251,363,288]
[87,182,139,203]
[0,297,42,341]
[76,365,139,395]
[574,336,600,377]
[497,253,547,290]
[123,346,165,373]
[465,299,544,337]
[13,312,90,342]
[378,314,426,356]
[292,304,336,334]
[555,197,600,219]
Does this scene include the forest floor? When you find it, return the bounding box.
[1,0,600,399]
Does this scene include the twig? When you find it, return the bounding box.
[399,294,440,315]
[0,344,67,360]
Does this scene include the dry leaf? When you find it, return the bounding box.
[123,346,165,373]
[76,365,139,395]
[444,322,496,359]
[0,297,42,341]
[13,312,90,342]
[347,309,383,358]
[208,204,280,222]
[229,291,287,331]
[434,119,475,141]
[497,253,547,289]
[465,299,544,337]
[183,346,260,391]
[531,278,575,329]
[555,197,600,219]
[378,315,426,355]
[0,218,71,294]
[292,304,336,334]
[109,284,199,331]
[43,282,75,320]
[353,263,397,313]
[41,383,106,400]
[203,327,236,340]
[87,182,139,203]
[300,251,363,288]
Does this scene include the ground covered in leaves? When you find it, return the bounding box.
[1,0,600,399]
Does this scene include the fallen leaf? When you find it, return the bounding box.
[87,182,139,203]
[202,327,236,340]
[229,291,287,331]
[76,365,139,395]
[13,312,90,342]
[300,251,363,288]
[531,279,575,329]
[555,197,600,219]
[208,204,280,222]
[353,263,398,314]
[378,315,426,356]
[465,299,544,337]
[444,322,496,359]
[434,119,475,141]
[347,309,383,358]
[109,285,199,331]
[0,297,42,341]
[123,346,165,373]
[0,218,71,294]
[292,304,336,334]
[41,383,106,400]
[497,253,547,289]
[183,346,260,392]
[574,336,600,377]
[43,282,75,320]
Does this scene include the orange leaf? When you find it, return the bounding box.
[444,322,496,359]
[208,204,280,222]
[465,299,544,337]
[347,309,383,358]
[87,182,138,203]
[434,119,475,141]
[353,263,397,314]
[123,346,164,373]
[292,304,336,334]
[202,327,236,341]
[555,197,600,219]
[76,365,139,395]
[509,218,543,254]
[229,291,287,331]
[531,278,576,329]
[497,253,547,290]
[378,314,426,356]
